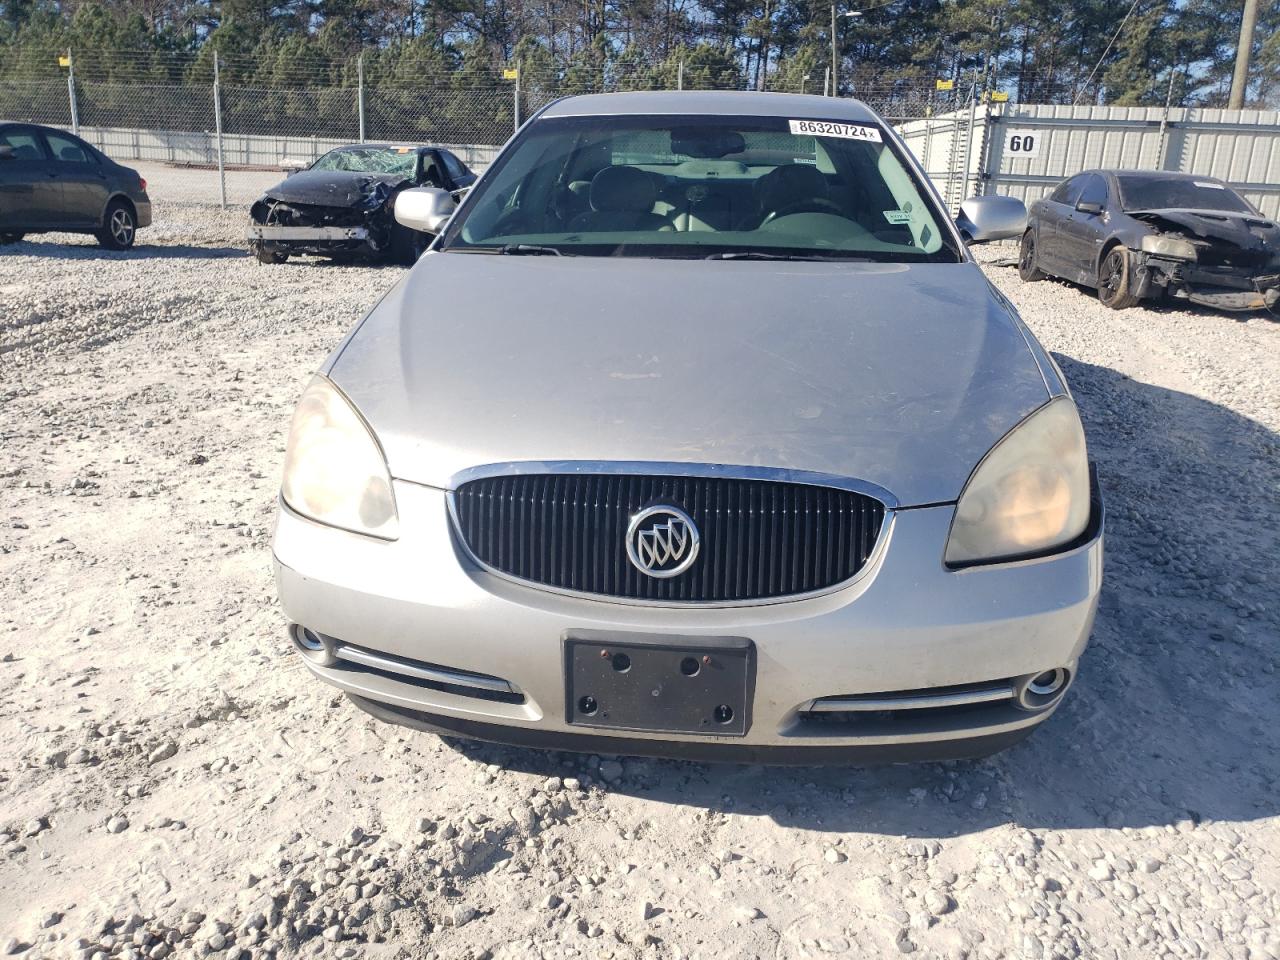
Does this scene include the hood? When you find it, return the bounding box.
[263,169,408,207]
[327,255,1052,506]
[1130,208,1280,249]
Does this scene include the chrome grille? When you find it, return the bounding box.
[451,473,886,603]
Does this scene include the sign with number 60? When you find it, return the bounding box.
[1005,131,1043,158]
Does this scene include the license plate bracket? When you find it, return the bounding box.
[564,631,754,737]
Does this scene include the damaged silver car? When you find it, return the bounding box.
[247,144,476,265]
[1020,170,1279,313]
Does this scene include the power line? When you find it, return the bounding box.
[1073,0,1143,105]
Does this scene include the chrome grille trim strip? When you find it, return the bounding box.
[334,643,515,694]
[807,685,1014,713]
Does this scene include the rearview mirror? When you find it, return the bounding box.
[955,194,1027,244]
[0,145,13,160]
[395,186,456,235]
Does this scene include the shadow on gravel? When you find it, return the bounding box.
[1,241,246,260]
[433,354,1279,838]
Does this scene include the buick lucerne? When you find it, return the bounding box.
[272,92,1104,764]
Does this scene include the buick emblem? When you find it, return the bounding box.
[626,506,700,579]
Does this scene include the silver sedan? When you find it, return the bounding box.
[273,91,1103,764]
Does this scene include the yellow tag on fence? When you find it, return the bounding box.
[58,55,71,67]
[503,68,520,80]
[935,79,953,91]
[991,91,1009,102]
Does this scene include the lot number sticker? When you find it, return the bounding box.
[789,119,882,142]
[1004,131,1043,158]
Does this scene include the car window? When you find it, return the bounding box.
[1077,175,1107,208]
[439,114,960,262]
[0,129,48,160]
[1049,175,1086,206]
[311,147,418,178]
[1116,175,1252,213]
[441,151,468,180]
[45,132,94,164]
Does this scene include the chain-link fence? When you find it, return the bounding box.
[14,52,1249,215]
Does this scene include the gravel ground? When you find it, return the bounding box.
[2,196,1279,960]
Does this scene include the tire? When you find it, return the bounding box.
[254,246,289,264]
[1097,245,1140,310]
[0,233,24,245]
[391,223,429,265]
[1018,231,1046,282]
[96,200,137,250]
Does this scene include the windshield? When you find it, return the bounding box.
[438,114,959,261]
[1117,175,1252,213]
[310,147,419,178]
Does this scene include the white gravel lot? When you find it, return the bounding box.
[1,190,1279,960]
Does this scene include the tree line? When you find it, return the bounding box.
[1,0,1276,107]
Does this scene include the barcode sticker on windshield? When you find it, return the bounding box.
[789,119,882,142]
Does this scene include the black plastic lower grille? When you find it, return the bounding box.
[451,473,886,603]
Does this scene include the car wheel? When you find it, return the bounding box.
[1097,246,1139,310]
[97,200,137,250]
[0,233,24,245]
[1018,231,1046,282]
[391,223,429,265]
[254,246,289,264]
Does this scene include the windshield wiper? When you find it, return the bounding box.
[704,251,870,262]
[499,244,565,256]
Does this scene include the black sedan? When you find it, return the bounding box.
[0,123,151,250]
[247,144,476,265]
[1019,169,1279,313]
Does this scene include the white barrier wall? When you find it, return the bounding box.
[898,104,1280,218]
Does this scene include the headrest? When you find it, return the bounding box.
[757,163,829,211]
[590,166,657,214]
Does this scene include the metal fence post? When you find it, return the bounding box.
[677,60,684,90]
[66,50,80,135]
[513,66,521,133]
[962,85,978,202]
[357,55,366,143]
[213,52,227,209]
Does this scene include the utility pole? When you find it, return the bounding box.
[1228,0,1259,109]
[831,4,837,97]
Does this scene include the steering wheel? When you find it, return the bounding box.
[759,197,847,227]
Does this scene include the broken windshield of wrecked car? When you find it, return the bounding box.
[438,115,962,261]
[309,146,420,178]
[1116,174,1254,214]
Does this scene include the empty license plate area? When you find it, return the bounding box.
[564,632,754,737]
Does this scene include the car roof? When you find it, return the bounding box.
[329,142,444,152]
[1085,168,1225,183]
[540,91,882,124]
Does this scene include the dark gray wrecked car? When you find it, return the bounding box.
[1020,169,1280,313]
[247,144,476,264]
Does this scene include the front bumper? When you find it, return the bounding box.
[248,225,371,242]
[1138,255,1280,312]
[273,477,1103,763]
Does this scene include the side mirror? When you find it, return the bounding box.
[279,158,308,176]
[0,145,14,160]
[395,186,456,235]
[1075,200,1104,216]
[955,195,1027,244]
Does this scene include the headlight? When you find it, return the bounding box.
[281,375,398,540]
[945,397,1090,566]
[1141,235,1197,261]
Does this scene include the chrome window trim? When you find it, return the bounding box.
[443,460,896,609]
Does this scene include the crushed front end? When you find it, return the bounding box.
[1128,210,1280,314]
[247,179,398,262]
